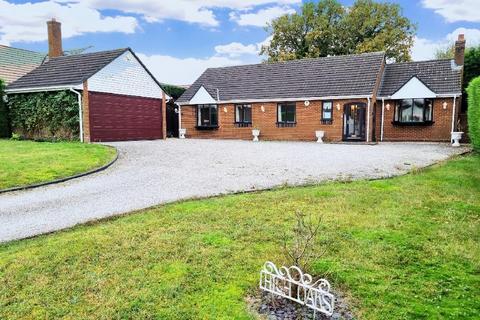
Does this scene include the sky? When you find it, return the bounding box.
[0,0,479,85]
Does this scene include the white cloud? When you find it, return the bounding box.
[214,36,272,58]
[69,0,301,26]
[411,27,480,61]
[0,0,137,45]
[230,6,296,27]
[422,0,480,23]
[139,36,273,85]
[136,53,242,85]
[215,42,258,57]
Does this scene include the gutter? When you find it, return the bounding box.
[177,94,372,106]
[69,88,84,143]
[381,98,385,142]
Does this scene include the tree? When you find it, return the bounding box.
[434,44,455,59]
[261,0,416,62]
[467,77,480,151]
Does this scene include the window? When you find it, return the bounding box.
[234,104,252,127]
[394,99,433,124]
[277,103,296,127]
[322,101,333,124]
[197,104,218,129]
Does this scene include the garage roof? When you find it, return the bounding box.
[7,48,129,90]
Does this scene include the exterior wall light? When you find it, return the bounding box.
[386,103,390,111]
[336,103,341,111]
[223,106,228,113]
[260,105,265,112]
[304,100,310,107]
[443,101,448,109]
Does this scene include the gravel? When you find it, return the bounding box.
[0,139,468,243]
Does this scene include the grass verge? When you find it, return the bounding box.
[0,140,116,190]
[0,154,479,319]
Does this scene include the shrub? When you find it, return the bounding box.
[0,79,11,138]
[467,76,480,151]
[7,90,79,140]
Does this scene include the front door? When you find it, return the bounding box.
[343,103,366,141]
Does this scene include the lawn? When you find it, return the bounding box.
[0,154,479,319]
[0,140,116,190]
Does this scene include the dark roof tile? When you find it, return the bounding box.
[378,59,462,97]
[7,48,128,90]
[177,52,385,103]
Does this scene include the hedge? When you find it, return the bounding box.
[7,90,79,140]
[0,79,11,138]
[467,76,480,151]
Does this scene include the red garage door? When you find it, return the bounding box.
[88,92,163,142]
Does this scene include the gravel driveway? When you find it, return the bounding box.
[0,139,467,242]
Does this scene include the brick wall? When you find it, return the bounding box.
[82,81,91,143]
[376,98,456,142]
[181,99,368,142]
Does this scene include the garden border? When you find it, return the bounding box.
[0,146,118,194]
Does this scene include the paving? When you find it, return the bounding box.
[0,139,467,243]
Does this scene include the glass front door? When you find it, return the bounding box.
[343,103,366,141]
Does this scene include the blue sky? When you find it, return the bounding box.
[1,0,479,84]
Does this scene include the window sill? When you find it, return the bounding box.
[195,125,219,130]
[391,121,435,127]
[234,122,252,128]
[321,120,333,125]
[276,122,297,128]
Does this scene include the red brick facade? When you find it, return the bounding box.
[180,97,458,142]
[375,98,458,142]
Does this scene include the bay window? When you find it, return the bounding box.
[197,104,218,129]
[394,99,433,124]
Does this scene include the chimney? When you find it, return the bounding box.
[47,18,63,58]
[454,34,466,66]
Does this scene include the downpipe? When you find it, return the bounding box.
[69,88,83,143]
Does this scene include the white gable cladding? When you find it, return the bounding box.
[87,51,163,99]
[189,86,217,104]
[391,77,436,99]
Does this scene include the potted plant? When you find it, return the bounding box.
[252,127,260,142]
[179,128,186,139]
[451,119,463,147]
[315,130,325,143]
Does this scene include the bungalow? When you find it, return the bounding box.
[176,35,465,143]
[6,19,168,142]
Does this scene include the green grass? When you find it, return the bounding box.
[0,140,116,190]
[1,155,479,319]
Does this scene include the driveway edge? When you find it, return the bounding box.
[0,147,119,195]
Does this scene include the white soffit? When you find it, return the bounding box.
[189,86,216,104]
[391,76,436,99]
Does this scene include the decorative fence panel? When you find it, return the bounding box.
[259,261,335,317]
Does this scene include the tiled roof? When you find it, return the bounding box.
[378,59,462,97]
[7,48,128,90]
[0,45,46,84]
[177,52,386,104]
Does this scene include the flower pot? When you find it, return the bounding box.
[451,131,463,147]
[179,128,186,139]
[252,129,260,142]
[315,130,325,143]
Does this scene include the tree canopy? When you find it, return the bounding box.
[261,0,416,63]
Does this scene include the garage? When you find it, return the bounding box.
[89,92,163,142]
[6,44,169,143]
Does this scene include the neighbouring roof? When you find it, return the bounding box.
[177,52,386,104]
[0,45,46,84]
[7,48,128,90]
[378,59,462,97]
